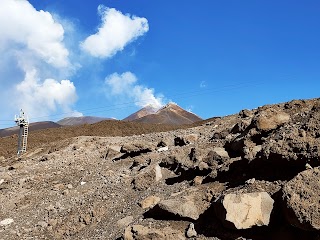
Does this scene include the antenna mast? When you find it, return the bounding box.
[14,109,29,156]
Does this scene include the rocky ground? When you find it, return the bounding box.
[1,98,320,239]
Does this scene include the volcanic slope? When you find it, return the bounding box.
[123,105,159,121]
[57,116,112,126]
[132,102,203,125]
[0,120,185,158]
[0,121,61,138]
[1,98,320,239]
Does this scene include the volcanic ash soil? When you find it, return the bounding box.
[1,98,320,239]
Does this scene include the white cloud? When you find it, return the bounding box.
[15,69,78,119]
[81,6,149,58]
[107,72,137,95]
[0,0,69,68]
[0,0,79,126]
[105,72,164,109]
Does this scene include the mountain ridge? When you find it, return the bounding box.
[0,103,202,136]
[57,116,112,126]
[0,121,61,138]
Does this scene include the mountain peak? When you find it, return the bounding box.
[144,104,161,110]
[167,102,178,106]
[157,102,181,112]
[125,102,202,125]
[123,105,159,121]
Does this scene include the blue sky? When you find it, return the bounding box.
[0,0,319,128]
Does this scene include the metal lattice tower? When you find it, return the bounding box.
[14,109,29,156]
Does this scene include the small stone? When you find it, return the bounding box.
[124,225,185,240]
[39,155,48,162]
[46,204,55,211]
[157,146,169,152]
[186,223,197,238]
[184,134,198,144]
[124,225,162,240]
[62,189,69,195]
[245,178,255,184]
[80,181,86,185]
[155,165,162,181]
[213,147,229,158]
[198,161,209,170]
[299,129,307,138]
[117,216,134,228]
[52,183,64,191]
[0,179,4,185]
[139,196,161,209]
[0,218,14,226]
[305,163,312,170]
[193,176,203,186]
[48,219,58,227]
[67,184,73,189]
[37,221,48,228]
[11,162,23,170]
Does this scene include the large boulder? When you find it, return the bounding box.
[114,141,153,161]
[215,192,274,229]
[158,198,199,220]
[203,147,229,166]
[149,188,212,221]
[282,167,320,231]
[254,109,290,131]
[132,164,162,190]
[120,142,153,154]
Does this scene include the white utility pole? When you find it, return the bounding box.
[14,109,29,156]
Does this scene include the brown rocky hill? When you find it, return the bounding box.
[132,102,203,125]
[123,105,159,121]
[57,116,112,126]
[0,121,61,138]
[0,120,185,158]
[1,98,320,240]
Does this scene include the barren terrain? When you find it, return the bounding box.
[1,98,320,239]
[0,120,186,158]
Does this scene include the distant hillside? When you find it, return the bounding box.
[57,116,112,126]
[123,105,159,121]
[132,103,202,125]
[0,121,61,137]
[0,119,185,158]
